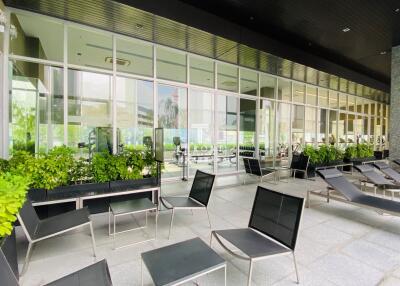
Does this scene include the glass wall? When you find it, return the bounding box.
[3,10,390,179]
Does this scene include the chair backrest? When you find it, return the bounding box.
[248,187,304,250]
[353,164,393,186]
[317,168,364,201]
[373,162,400,182]
[18,200,40,241]
[393,159,400,166]
[0,250,18,286]
[248,158,262,176]
[290,153,309,171]
[189,170,216,207]
[243,158,251,174]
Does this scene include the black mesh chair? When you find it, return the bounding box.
[309,168,400,216]
[0,248,18,286]
[211,187,305,286]
[243,158,275,184]
[373,161,400,183]
[160,170,216,239]
[353,164,400,199]
[290,154,310,179]
[17,200,97,274]
[44,260,112,286]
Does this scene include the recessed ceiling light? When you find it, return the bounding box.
[77,52,82,56]
[380,51,387,55]
[342,27,351,32]
[395,8,400,13]
[135,23,144,29]
[249,16,254,21]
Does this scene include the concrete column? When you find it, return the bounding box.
[390,45,400,159]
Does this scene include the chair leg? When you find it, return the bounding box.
[293,252,300,284]
[89,222,97,257]
[21,241,34,275]
[209,232,213,246]
[168,209,175,240]
[206,208,212,229]
[247,259,253,286]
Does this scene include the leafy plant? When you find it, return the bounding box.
[70,157,91,184]
[303,145,320,164]
[92,151,113,183]
[0,159,9,174]
[344,143,374,159]
[344,145,357,159]
[0,173,30,238]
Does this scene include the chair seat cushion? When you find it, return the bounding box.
[35,208,90,239]
[161,197,204,208]
[214,228,290,258]
[45,260,112,286]
[353,195,400,213]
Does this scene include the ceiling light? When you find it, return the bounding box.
[380,51,387,55]
[342,27,351,32]
[135,23,144,29]
[395,8,400,13]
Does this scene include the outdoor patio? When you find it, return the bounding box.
[16,174,400,286]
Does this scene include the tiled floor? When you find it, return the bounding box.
[16,173,400,286]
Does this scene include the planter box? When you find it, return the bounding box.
[109,177,157,192]
[0,228,18,281]
[49,182,110,200]
[27,188,46,202]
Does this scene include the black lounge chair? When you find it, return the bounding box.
[373,161,400,183]
[242,158,275,184]
[393,159,400,167]
[211,186,305,286]
[309,168,400,216]
[45,260,112,286]
[0,247,18,286]
[353,164,400,199]
[17,200,97,274]
[160,170,215,239]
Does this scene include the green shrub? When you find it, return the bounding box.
[0,159,9,173]
[344,143,374,159]
[70,157,91,184]
[92,151,113,183]
[303,145,320,164]
[0,173,30,238]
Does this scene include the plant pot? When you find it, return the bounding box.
[374,151,383,160]
[49,182,110,200]
[0,227,19,281]
[27,188,47,202]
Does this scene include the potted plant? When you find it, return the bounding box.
[0,172,30,280]
[344,143,375,168]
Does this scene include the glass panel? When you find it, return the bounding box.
[292,105,304,153]
[370,103,376,116]
[364,101,370,115]
[260,74,276,99]
[356,98,363,113]
[239,99,256,170]
[116,37,153,77]
[338,112,347,147]
[306,67,318,85]
[68,69,112,156]
[318,109,328,145]
[157,47,186,82]
[329,91,338,109]
[293,83,305,103]
[347,114,355,144]
[319,89,328,108]
[189,56,214,88]
[306,86,317,106]
[348,81,356,94]
[68,26,112,70]
[377,103,382,117]
[355,115,363,144]
[363,117,369,143]
[240,69,258,96]
[277,79,291,101]
[189,89,214,174]
[318,71,329,88]
[216,94,238,173]
[9,61,63,154]
[339,93,347,111]
[116,77,153,150]
[348,95,356,112]
[259,100,275,167]
[339,78,347,93]
[370,117,375,146]
[292,63,305,81]
[157,84,187,178]
[382,117,387,149]
[329,75,339,90]
[217,63,238,92]
[277,103,290,166]
[376,117,382,149]
[10,13,64,62]
[329,110,338,145]
[305,107,316,145]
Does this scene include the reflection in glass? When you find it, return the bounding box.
[347,114,355,144]
[259,100,275,167]
[260,75,276,99]
[339,94,347,111]
[329,91,338,109]
[293,83,305,103]
[157,84,187,178]
[329,110,338,145]
[306,86,317,106]
[216,95,238,173]
[277,79,291,101]
[305,107,316,145]
[9,61,64,154]
[157,47,186,82]
[116,38,153,77]
[338,113,347,147]
[319,89,329,108]
[189,89,214,174]
[240,69,258,96]
[217,63,238,92]
[292,105,305,153]
[116,77,153,150]
[190,56,214,88]
[239,99,256,170]
[318,109,328,145]
[277,103,290,164]
[68,70,112,156]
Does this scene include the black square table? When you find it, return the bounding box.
[109,198,158,249]
[141,237,226,286]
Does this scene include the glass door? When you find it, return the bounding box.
[216,93,238,173]
[188,89,214,175]
[239,98,257,170]
[157,84,188,179]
